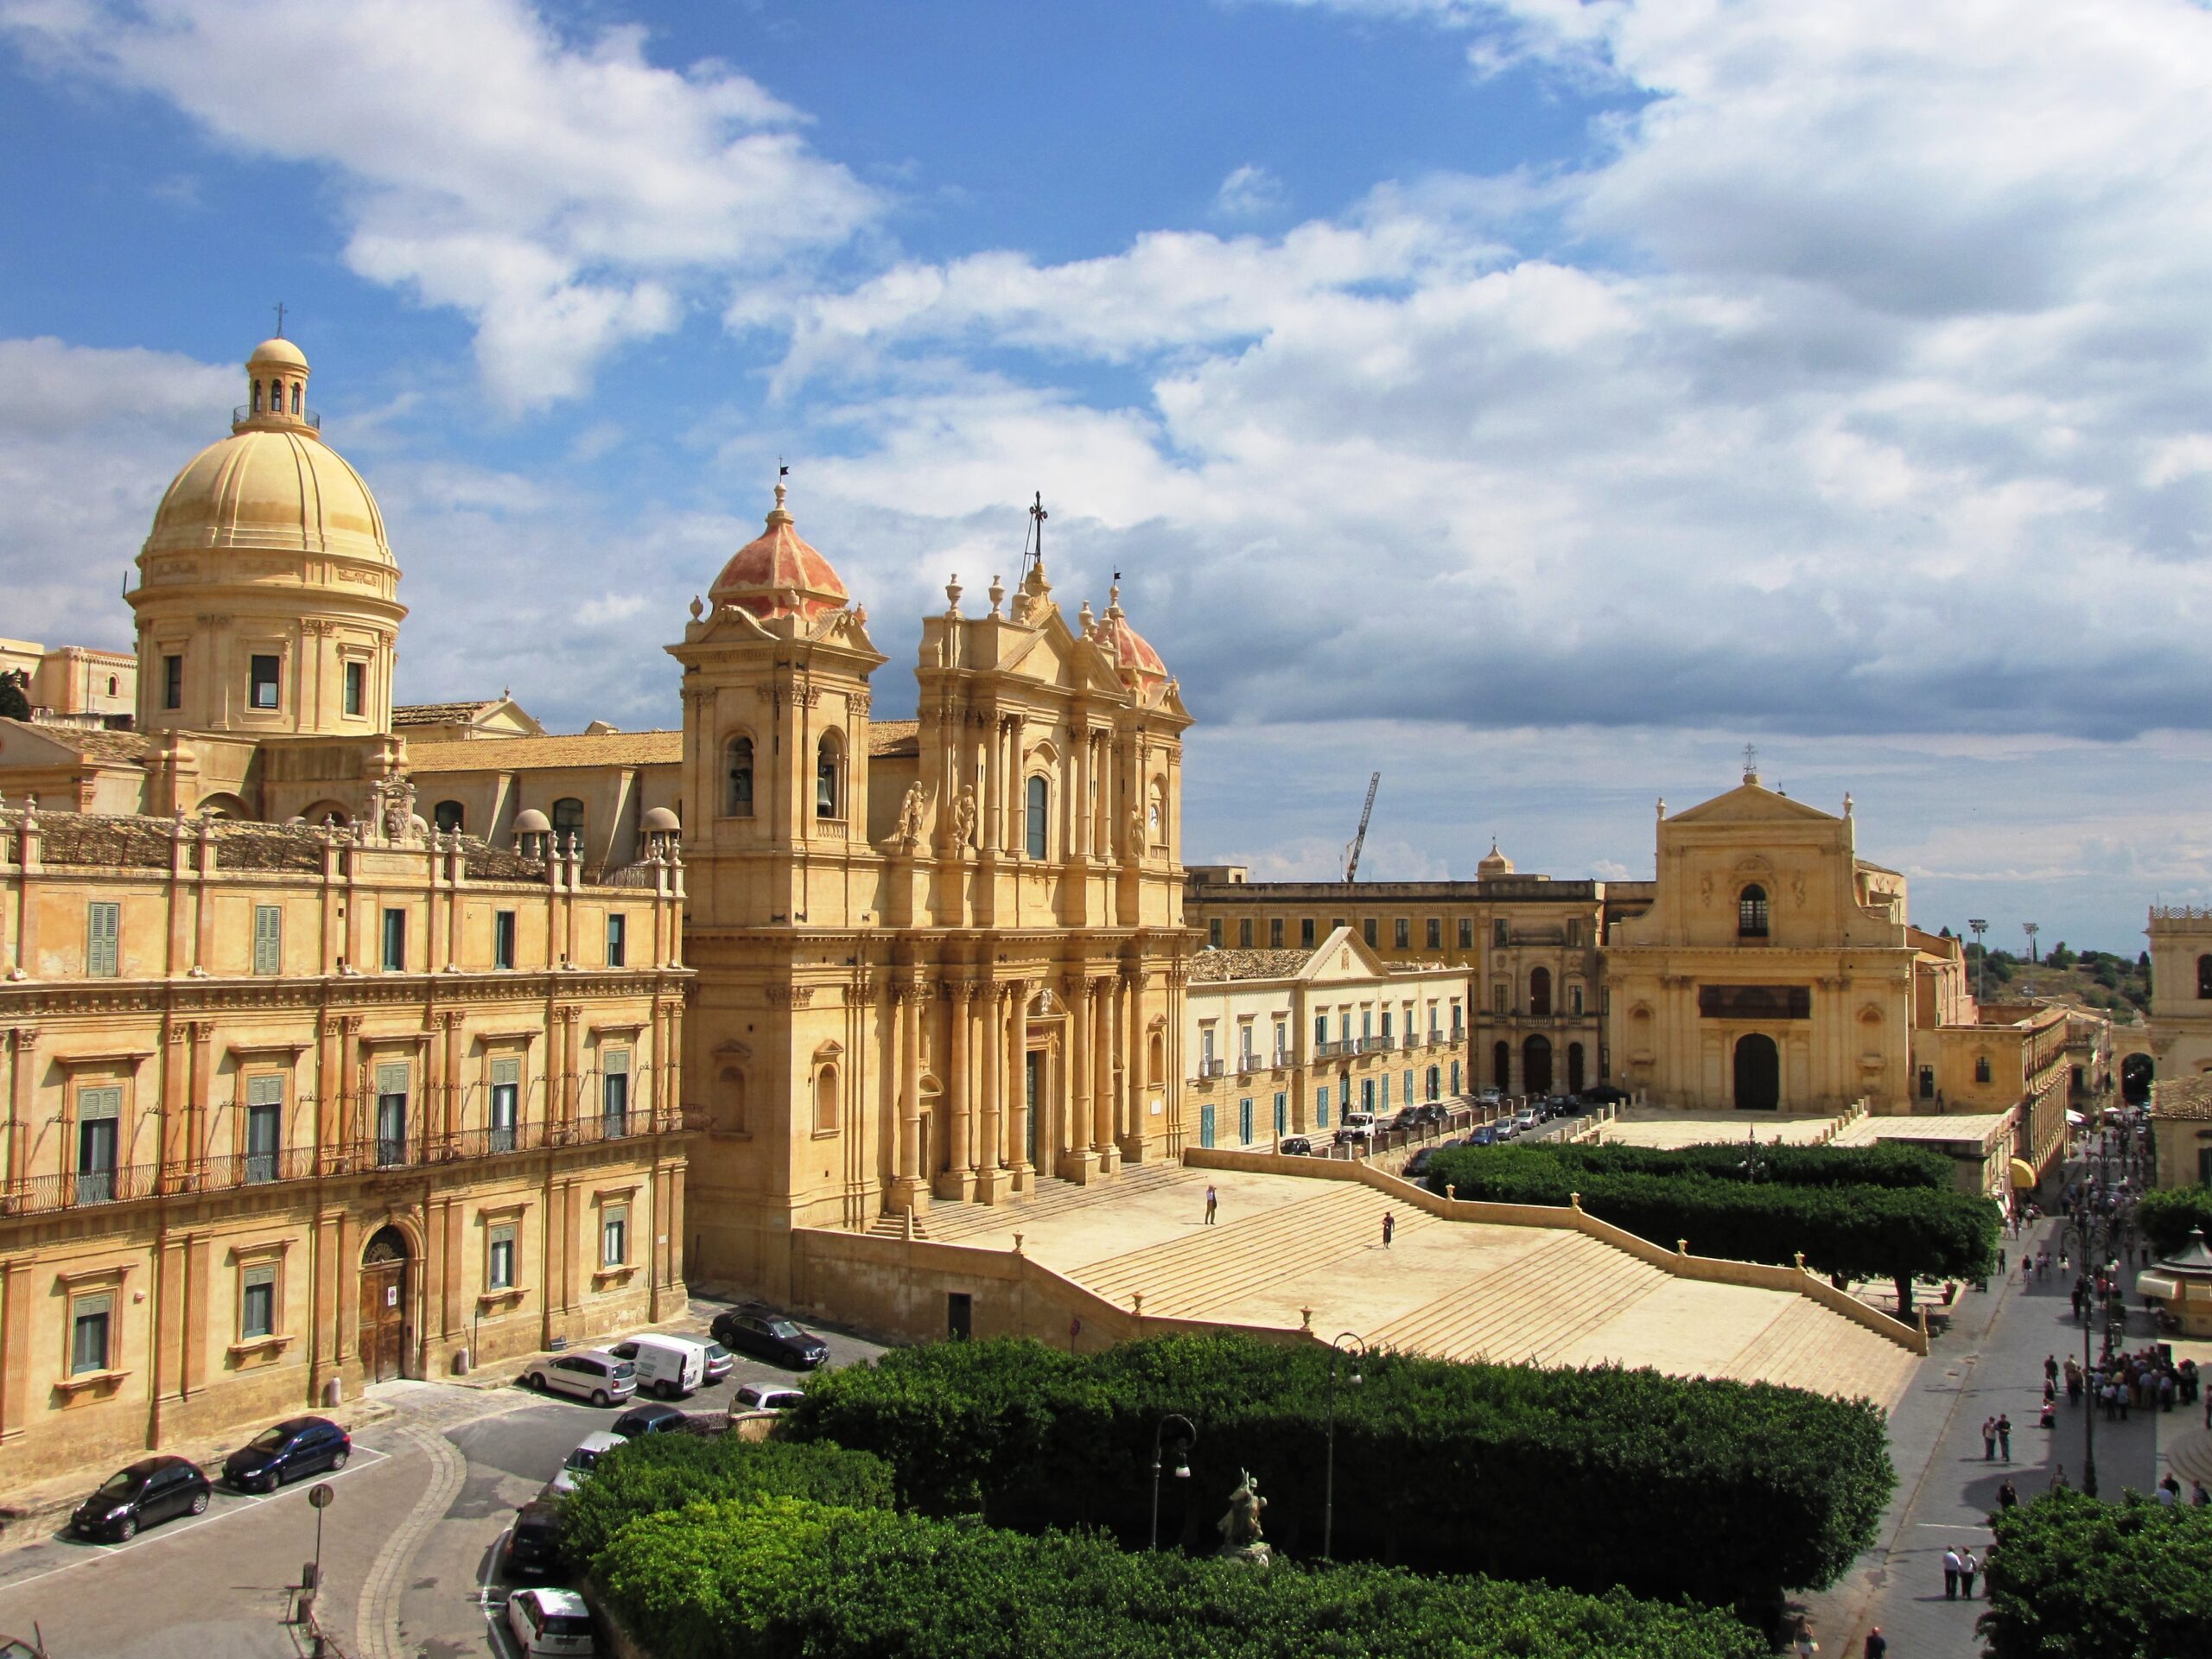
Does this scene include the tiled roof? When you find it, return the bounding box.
[405,730,683,772]
[25,810,568,884]
[869,720,919,757]
[2153,1075,2212,1122]
[392,700,499,725]
[1190,947,1312,983]
[7,724,152,763]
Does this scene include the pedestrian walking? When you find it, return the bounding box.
[1996,1478,2018,1513]
[2192,1479,2209,1506]
[1382,1211,1395,1249]
[2052,1463,2069,1490]
[1960,1548,1979,1599]
[1998,1245,2007,1272]
[1997,1414,2012,1460]
[1204,1185,1218,1225]
[1791,1613,1818,1657]
[1942,1545,1961,1599]
[2158,1474,2182,1507]
[2045,1353,2059,1388]
[1980,1416,1997,1459]
[1864,1627,1887,1659]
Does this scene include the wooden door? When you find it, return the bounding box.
[359,1261,407,1382]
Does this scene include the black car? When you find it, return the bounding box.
[610,1401,690,1440]
[1403,1147,1437,1179]
[1389,1108,1423,1132]
[711,1307,830,1370]
[505,1497,563,1577]
[1279,1135,1313,1156]
[72,1455,211,1541]
[222,1415,350,1492]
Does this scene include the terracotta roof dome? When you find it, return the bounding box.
[1098,585,1167,687]
[1477,838,1515,878]
[709,482,849,622]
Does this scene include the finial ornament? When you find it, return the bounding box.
[945,575,963,615]
[1741,742,1759,785]
[988,574,1005,618]
[688,595,703,620]
[1843,791,1853,817]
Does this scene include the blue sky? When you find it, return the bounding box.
[4,0,2212,953]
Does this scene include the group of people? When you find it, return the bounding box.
[2056,1343,2202,1421]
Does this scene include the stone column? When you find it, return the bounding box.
[1061,974,1100,1183]
[1119,969,1147,1163]
[936,982,976,1201]
[1091,976,1118,1172]
[977,982,1008,1203]
[1005,979,1032,1192]
[891,976,927,1213]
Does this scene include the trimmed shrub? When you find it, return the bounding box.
[557,1433,893,1567]
[2133,1185,2212,1257]
[592,1494,1768,1659]
[1478,1140,1956,1192]
[786,1333,1894,1610]
[1425,1142,1999,1309]
[1980,1490,2212,1659]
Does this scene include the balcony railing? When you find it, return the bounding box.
[1273,1047,1294,1069]
[1236,1052,1260,1076]
[0,1110,683,1218]
[1358,1035,1394,1054]
[232,404,323,429]
[1315,1039,1353,1058]
[1198,1058,1227,1078]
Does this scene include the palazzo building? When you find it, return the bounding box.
[671,494,1196,1297]
[0,337,690,1481]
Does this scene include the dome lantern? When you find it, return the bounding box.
[238,334,318,434]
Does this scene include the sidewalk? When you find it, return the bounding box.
[1802,1205,2167,1655]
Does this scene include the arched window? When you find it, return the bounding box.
[816,734,841,820]
[106,675,117,696]
[1974,1054,1992,1084]
[252,379,264,412]
[813,1063,840,1133]
[2198,954,2212,999]
[1529,966,1552,1017]
[551,798,585,848]
[1148,1028,1165,1088]
[1025,774,1048,860]
[432,800,464,834]
[1738,884,1770,938]
[725,736,754,817]
[1149,778,1167,845]
[289,381,302,414]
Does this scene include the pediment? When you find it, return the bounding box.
[1668,783,1839,825]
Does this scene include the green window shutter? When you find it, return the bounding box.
[491,1058,521,1087]
[252,905,282,975]
[246,1074,283,1109]
[87,902,120,977]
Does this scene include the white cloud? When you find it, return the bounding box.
[1214,163,1286,219]
[3,0,876,410]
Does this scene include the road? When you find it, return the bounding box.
[0,1306,885,1658]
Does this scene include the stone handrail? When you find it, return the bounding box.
[1179,1146,1928,1357]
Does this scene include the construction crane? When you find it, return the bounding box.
[1342,772,1381,883]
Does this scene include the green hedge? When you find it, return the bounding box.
[2133,1185,2212,1257]
[557,1433,893,1567]
[1424,1143,1999,1306]
[1980,1490,2212,1659]
[591,1495,1767,1659]
[1480,1140,1956,1191]
[785,1333,1894,1610]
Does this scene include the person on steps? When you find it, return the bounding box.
[1204,1185,1218,1225]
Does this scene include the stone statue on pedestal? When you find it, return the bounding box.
[1215,1468,1270,1568]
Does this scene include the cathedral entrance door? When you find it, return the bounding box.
[1025,1051,1043,1167]
[1733,1034,1780,1111]
[359,1226,410,1383]
[1522,1035,1553,1096]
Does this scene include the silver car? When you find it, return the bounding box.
[523,1349,637,1407]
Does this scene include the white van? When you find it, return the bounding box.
[607,1334,705,1400]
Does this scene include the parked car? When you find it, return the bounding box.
[1403,1147,1437,1178]
[71,1455,211,1542]
[523,1350,637,1407]
[1490,1119,1518,1142]
[609,1401,690,1440]
[1389,1108,1423,1132]
[1278,1135,1313,1156]
[711,1307,831,1370]
[1477,1087,1503,1104]
[1582,1084,1630,1105]
[505,1586,597,1657]
[505,1497,565,1577]
[1414,1103,1446,1127]
[546,1430,626,1499]
[221,1415,351,1492]
[1514,1107,1541,1132]
[1467,1125,1497,1147]
[730,1382,807,1416]
[699,1339,736,1384]
[607,1333,705,1400]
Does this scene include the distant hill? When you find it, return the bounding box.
[1962,942,2147,1026]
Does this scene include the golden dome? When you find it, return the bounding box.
[141,337,391,567]
[1477,838,1515,878]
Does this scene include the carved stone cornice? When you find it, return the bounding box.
[765,984,818,1008]
[849,691,872,717]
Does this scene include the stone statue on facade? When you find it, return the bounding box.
[952,785,978,851]
[896,783,927,850]
[1215,1469,1270,1567]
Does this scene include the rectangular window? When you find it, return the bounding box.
[342,660,365,717]
[1361,1077,1376,1113]
[1452,1060,1462,1095]
[1427,918,1441,950]
[1316,1086,1330,1128]
[601,1205,629,1268]
[1493,983,1508,1015]
[1493,919,1509,948]
[490,1058,520,1153]
[606,912,627,968]
[1363,918,1377,947]
[1238,918,1253,948]
[1200,1027,1216,1066]
[602,1050,630,1134]
[77,1086,120,1205]
[1362,1010,1373,1039]
[1209,919,1223,949]
[245,1074,283,1183]
[1459,918,1472,950]
[493,910,517,972]
[240,1266,276,1340]
[249,653,280,711]
[1313,1014,1327,1048]
[1300,918,1316,948]
[1381,1009,1393,1039]
[1274,1091,1287,1140]
[1394,918,1409,950]
[252,903,282,975]
[1239,1097,1253,1145]
[1269,918,1283,948]
[1380,1074,1391,1109]
[488,1223,517,1291]
[381,907,405,972]
[86,901,120,978]
[1404,1068,1414,1102]
[71,1294,111,1376]
[375,1062,408,1166]
[162,654,182,709]
[1567,919,1583,948]
[1570,985,1585,1016]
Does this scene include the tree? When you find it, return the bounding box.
[1980,1491,2212,1659]
[2050,941,2076,969]
[0,672,29,721]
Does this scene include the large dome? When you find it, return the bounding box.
[709,483,848,622]
[143,335,390,566]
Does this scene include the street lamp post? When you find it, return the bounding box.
[2024,923,2041,997]
[2067,1210,2121,1499]
[1968,918,1988,1003]
[1324,1332,1367,1560]
[1149,1414,1196,1551]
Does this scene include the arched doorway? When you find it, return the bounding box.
[1529,967,1552,1018]
[1567,1042,1586,1095]
[2121,1053,2154,1105]
[1733,1034,1780,1111]
[359,1226,411,1382]
[1523,1034,1554,1096]
[1492,1041,1511,1092]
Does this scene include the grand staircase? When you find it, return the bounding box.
[862,1161,1200,1244]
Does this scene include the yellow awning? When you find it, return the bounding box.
[2137,1271,2180,1302]
[2009,1157,2038,1189]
